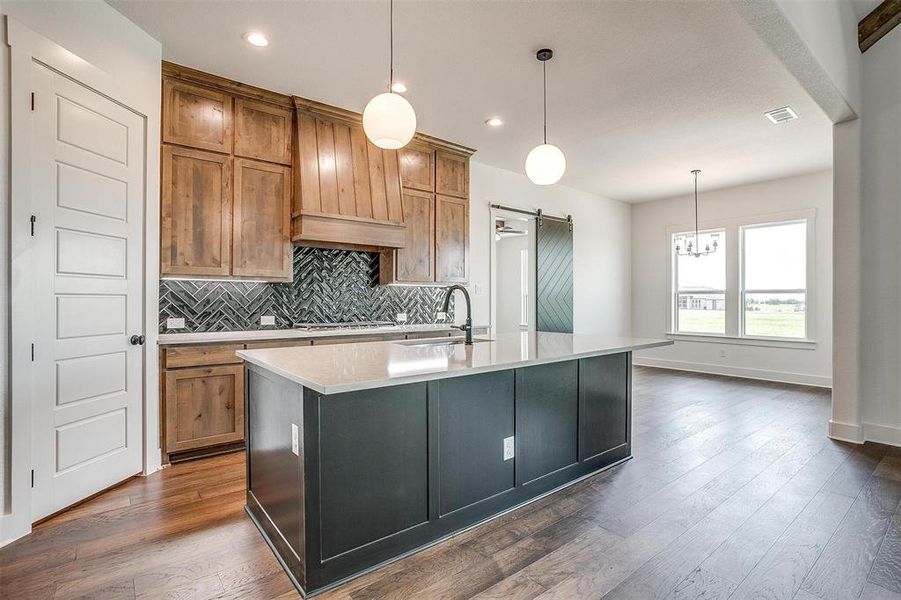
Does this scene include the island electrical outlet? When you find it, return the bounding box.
[503,436,515,461]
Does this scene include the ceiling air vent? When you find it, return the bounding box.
[764,106,799,124]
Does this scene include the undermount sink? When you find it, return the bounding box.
[397,338,494,347]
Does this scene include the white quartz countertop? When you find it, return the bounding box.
[236,332,673,394]
[158,323,484,345]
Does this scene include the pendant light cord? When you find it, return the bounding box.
[694,170,700,251]
[543,60,547,144]
[389,0,394,91]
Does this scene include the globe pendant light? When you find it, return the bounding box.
[525,48,566,185]
[363,0,416,149]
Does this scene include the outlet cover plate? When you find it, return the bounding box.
[260,315,276,326]
[503,436,515,461]
[396,312,408,323]
[166,317,185,329]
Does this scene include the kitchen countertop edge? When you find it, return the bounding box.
[237,336,673,395]
[158,323,489,345]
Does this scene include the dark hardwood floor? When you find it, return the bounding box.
[3,366,901,600]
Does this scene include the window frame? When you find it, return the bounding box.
[671,228,727,336]
[739,218,813,342]
[665,209,817,348]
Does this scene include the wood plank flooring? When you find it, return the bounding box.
[3,366,901,600]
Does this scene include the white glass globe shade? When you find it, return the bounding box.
[525,143,566,185]
[363,92,417,149]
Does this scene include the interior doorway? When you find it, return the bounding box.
[491,210,537,334]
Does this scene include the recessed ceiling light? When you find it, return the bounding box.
[485,117,504,127]
[391,82,407,93]
[244,32,269,47]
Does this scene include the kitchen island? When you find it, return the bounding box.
[237,332,671,596]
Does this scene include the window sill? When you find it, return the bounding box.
[665,332,818,350]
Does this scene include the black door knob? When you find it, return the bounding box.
[130,335,145,346]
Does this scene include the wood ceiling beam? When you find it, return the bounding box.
[859,0,901,52]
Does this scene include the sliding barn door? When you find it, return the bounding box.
[536,218,573,333]
[30,62,145,520]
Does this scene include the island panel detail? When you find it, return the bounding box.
[245,351,633,596]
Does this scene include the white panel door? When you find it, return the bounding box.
[30,62,145,520]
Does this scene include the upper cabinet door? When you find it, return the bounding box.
[163,78,233,154]
[398,143,435,192]
[161,145,232,277]
[234,98,293,165]
[393,189,435,283]
[233,159,292,280]
[436,195,469,283]
[436,151,469,198]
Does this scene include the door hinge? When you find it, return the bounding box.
[31,92,35,111]
[31,470,34,488]
[30,215,36,236]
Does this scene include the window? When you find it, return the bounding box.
[741,221,807,339]
[673,230,726,334]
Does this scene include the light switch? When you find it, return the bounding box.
[166,317,185,329]
[503,436,515,461]
[260,315,275,326]
[291,423,299,456]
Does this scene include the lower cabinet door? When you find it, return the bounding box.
[165,364,245,453]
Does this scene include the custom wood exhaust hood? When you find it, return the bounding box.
[292,96,475,253]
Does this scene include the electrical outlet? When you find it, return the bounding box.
[166,317,185,329]
[503,436,515,461]
[396,312,408,324]
[260,315,275,326]
[437,311,448,322]
[291,424,299,456]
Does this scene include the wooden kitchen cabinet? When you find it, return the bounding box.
[161,145,232,277]
[380,143,473,284]
[235,98,293,165]
[163,78,233,153]
[164,364,245,455]
[398,143,435,192]
[436,195,469,283]
[436,150,469,198]
[233,159,292,280]
[383,189,435,283]
[161,64,294,281]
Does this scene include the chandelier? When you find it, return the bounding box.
[675,169,718,257]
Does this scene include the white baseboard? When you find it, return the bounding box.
[863,422,901,447]
[828,419,864,444]
[632,357,832,388]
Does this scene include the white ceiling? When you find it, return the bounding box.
[110,0,833,203]
[851,0,882,20]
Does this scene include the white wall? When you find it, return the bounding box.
[0,0,161,542]
[631,170,833,387]
[859,28,901,446]
[470,162,631,337]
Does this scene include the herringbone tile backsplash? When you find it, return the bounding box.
[159,247,452,333]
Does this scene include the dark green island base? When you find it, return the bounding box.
[244,352,632,597]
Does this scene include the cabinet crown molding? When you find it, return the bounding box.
[292,95,477,157]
